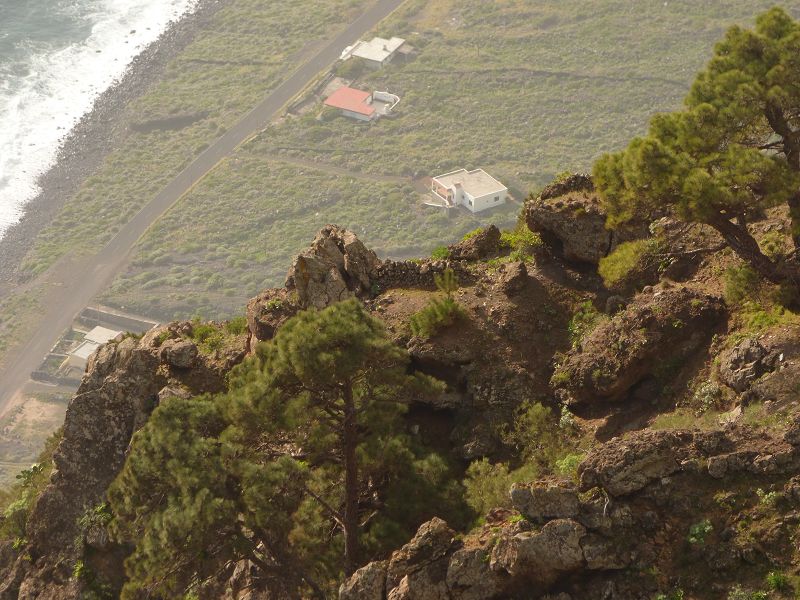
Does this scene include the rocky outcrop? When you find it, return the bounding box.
[285,225,381,309]
[447,225,501,261]
[496,261,527,296]
[552,286,725,405]
[525,174,648,264]
[246,287,301,345]
[510,482,579,522]
[2,324,246,598]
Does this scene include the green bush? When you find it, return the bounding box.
[410,268,465,338]
[568,301,602,347]
[727,587,767,600]
[724,265,760,305]
[765,571,789,592]
[0,429,62,542]
[502,402,566,470]
[190,321,226,353]
[598,239,650,288]
[225,316,249,335]
[463,459,537,516]
[499,225,542,263]
[687,519,713,545]
[431,246,451,260]
[555,453,584,481]
[410,297,464,339]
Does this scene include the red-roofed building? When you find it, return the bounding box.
[324,86,377,121]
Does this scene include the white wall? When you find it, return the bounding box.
[464,190,507,213]
[341,109,373,122]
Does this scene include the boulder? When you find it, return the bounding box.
[386,518,456,590]
[580,533,633,570]
[340,561,387,600]
[578,430,693,496]
[718,337,775,393]
[552,287,725,405]
[285,225,381,309]
[448,225,501,261]
[490,519,586,587]
[497,261,527,296]
[510,483,580,522]
[246,288,300,343]
[525,174,647,264]
[446,547,508,600]
[160,339,198,368]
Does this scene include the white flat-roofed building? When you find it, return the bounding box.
[431,169,509,213]
[348,36,406,69]
[84,326,123,345]
[67,326,122,370]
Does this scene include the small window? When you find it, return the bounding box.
[468,198,473,206]
[494,196,499,202]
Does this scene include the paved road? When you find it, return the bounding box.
[0,0,404,412]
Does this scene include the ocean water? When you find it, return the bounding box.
[0,0,198,242]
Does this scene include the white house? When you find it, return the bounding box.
[347,37,406,69]
[431,169,509,213]
[67,326,122,371]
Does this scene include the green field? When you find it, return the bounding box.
[99,156,517,319]
[99,0,788,320]
[18,0,369,277]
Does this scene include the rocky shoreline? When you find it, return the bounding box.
[0,0,231,286]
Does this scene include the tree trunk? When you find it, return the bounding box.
[788,191,800,255]
[708,215,786,284]
[342,384,360,577]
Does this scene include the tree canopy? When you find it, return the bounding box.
[594,7,800,284]
[108,299,464,598]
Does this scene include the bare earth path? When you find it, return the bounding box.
[0,0,405,412]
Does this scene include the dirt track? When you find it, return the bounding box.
[0,0,405,413]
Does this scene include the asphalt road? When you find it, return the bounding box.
[0,0,405,412]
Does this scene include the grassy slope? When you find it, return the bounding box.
[98,0,787,320]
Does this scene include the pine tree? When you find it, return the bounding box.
[108,299,451,598]
[594,7,800,286]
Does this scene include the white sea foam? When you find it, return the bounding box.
[0,0,198,242]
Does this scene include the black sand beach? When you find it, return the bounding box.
[0,0,231,288]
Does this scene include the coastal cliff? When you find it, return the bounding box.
[1,176,799,598]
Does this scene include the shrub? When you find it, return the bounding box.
[724,265,760,305]
[499,226,541,252]
[568,301,602,347]
[755,488,779,507]
[409,268,465,338]
[503,402,566,470]
[598,239,650,288]
[555,453,584,481]
[431,246,451,260]
[655,590,684,600]
[760,231,788,261]
[727,587,767,600]
[687,519,713,545]
[225,316,248,335]
[461,228,483,241]
[765,571,789,592]
[0,429,62,542]
[463,459,537,516]
[190,321,225,353]
[410,297,464,339]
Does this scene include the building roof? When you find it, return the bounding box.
[350,37,405,63]
[71,340,101,361]
[432,169,508,197]
[324,86,376,117]
[84,326,122,344]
